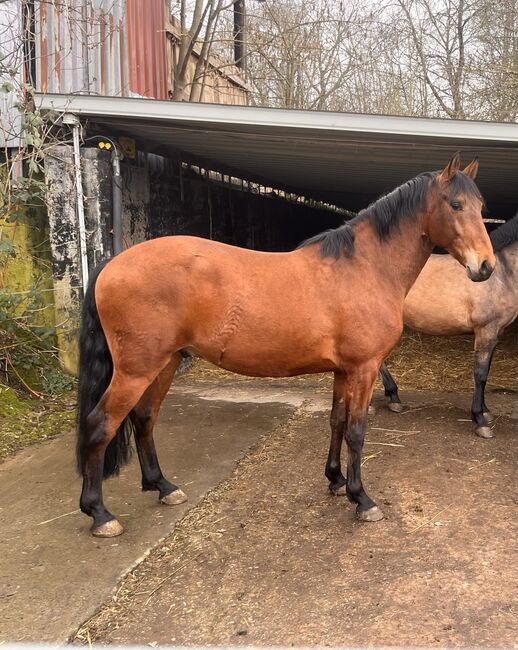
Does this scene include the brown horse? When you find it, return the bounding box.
[77,154,495,537]
[379,212,518,438]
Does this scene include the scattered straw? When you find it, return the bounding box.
[144,558,197,606]
[468,458,498,471]
[371,427,420,434]
[36,509,80,526]
[408,504,453,534]
[361,451,382,466]
[365,441,405,447]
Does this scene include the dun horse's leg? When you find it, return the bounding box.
[131,355,188,505]
[379,362,403,412]
[472,332,498,438]
[325,373,347,495]
[344,363,384,522]
[80,372,151,537]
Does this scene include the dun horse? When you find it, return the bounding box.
[77,154,495,537]
[380,212,518,438]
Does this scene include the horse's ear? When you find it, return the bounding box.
[438,152,461,183]
[462,158,479,179]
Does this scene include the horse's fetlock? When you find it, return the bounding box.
[80,494,95,515]
[325,459,341,480]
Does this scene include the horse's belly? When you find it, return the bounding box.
[192,334,337,378]
[404,308,472,336]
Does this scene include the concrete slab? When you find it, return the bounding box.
[0,383,301,642]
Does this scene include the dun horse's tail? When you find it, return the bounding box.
[76,260,133,479]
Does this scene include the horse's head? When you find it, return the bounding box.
[425,153,495,282]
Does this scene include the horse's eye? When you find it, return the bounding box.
[450,201,462,211]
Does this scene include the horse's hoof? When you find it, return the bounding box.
[160,488,188,506]
[368,405,376,415]
[388,402,404,413]
[330,484,347,496]
[91,518,124,538]
[475,426,494,439]
[357,505,384,522]
[483,411,495,423]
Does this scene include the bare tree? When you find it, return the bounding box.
[171,0,238,101]
[473,0,518,121]
[247,0,368,110]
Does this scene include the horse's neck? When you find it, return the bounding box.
[355,215,432,297]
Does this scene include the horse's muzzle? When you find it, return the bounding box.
[467,259,494,282]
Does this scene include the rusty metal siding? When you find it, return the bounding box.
[33,0,167,99]
[125,0,168,99]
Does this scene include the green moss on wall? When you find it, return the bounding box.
[0,167,55,330]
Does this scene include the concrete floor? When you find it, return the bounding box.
[0,381,312,642]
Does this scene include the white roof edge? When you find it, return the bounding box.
[36,93,518,143]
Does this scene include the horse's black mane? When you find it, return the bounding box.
[490,212,518,252]
[299,170,481,259]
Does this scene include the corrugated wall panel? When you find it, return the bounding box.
[0,0,23,148]
[33,0,167,99]
[125,0,168,99]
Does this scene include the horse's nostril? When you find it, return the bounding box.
[480,259,492,278]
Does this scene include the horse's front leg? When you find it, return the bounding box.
[325,372,347,495]
[472,330,498,438]
[344,362,384,522]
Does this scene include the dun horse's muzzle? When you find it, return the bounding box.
[467,259,494,282]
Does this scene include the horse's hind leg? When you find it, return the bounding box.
[472,329,498,438]
[325,372,347,495]
[379,362,403,412]
[80,372,154,537]
[131,354,188,505]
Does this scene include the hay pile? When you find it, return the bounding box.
[385,326,517,392]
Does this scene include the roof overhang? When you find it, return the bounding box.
[37,93,518,217]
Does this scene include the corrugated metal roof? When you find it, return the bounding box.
[37,93,518,217]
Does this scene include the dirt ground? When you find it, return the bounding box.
[73,378,517,648]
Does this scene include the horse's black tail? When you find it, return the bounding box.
[76,260,134,479]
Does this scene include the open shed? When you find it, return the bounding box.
[39,92,518,220]
[35,94,518,368]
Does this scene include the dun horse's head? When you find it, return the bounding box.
[426,153,495,282]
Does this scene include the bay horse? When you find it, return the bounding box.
[77,154,495,537]
[379,212,518,438]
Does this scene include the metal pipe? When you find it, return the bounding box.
[233,0,246,70]
[112,152,123,255]
[64,114,89,291]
